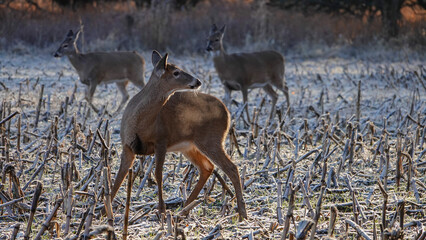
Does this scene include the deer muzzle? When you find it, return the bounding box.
[189,79,202,89]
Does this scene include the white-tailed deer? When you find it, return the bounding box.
[206,24,290,120]
[54,30,145,114]
[110,51,247,220]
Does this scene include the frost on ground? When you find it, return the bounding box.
[0,51,425,239]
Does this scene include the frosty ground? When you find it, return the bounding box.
[0,50,425,239]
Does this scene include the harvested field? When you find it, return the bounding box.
[0,51,425,239]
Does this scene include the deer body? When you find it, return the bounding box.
[111,51,247,221]
[54,30,145,113]
[207,25,290,120]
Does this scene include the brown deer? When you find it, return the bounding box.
[206,24,290,120]
[54,30,145,114]
[110,50,248,221]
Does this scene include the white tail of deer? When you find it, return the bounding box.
[110,50,248,221]
[54,30,145,114]
[206,24,290,120]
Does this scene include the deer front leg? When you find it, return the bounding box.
[85,83,99,113]
[281,83,291,113]
[111,145,136,201]
[100,144,135,216]
[154,144,167,214]
[114,81,130,114]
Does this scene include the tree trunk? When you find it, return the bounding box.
[381,0,403,38]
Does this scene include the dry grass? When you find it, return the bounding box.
[0,0,425,54]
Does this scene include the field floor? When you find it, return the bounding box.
[0,51,425,239]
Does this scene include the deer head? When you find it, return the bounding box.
[150,50,201,93]
[206,24,226,52]
[54,30,81,57]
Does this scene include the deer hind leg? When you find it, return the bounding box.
[85,83,99,113]
[263,84,279,121]
[198,142,247,221]
[111,144,136,201]
[115,81,130,114]
[154,144,167,214]
[182,147,214,206]
[273,76,290,112]
[241,87,251,123]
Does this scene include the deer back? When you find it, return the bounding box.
[69,51,145,85]
[213,50,284,89]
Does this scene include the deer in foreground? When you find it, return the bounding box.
[110,50,248,221]
[54,30,145,114]
[206,24,290,121]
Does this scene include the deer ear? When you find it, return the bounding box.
[157,53,168,70]
[67,30,74,37]
[210,24,218,34]
[152,50,162,68]
[219,25,226,34]
[153,52,168,77]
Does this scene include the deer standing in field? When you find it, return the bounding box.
[110,50,248,221]
[54,30,146,114]
[206,24,290,121]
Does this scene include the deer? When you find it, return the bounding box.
[110,50,248,221]
[54,30,146,114]
[206,24,290,121]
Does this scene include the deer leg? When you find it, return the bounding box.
[154,144,167,214]
[134,76,145,90]
[241,88,251,123]
[111,145,136,201]
[115,81,130,114]
[85,83,99,113]
[182,148,214,206]
[199,143,247,221]
[263,84,278,121]
[279,83,290,112]
[224,86,232,107]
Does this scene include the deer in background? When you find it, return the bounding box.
[206,24,290,121]
[54,30,145,114]
[110,50,248,221]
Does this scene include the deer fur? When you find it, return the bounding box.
[206,24,290,120]
[54,30,145,114]
[110,50,248,221]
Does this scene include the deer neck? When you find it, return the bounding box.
[130,75,174,117]
[213,41,229,68]
[219,41,227,57]
[66,49,84,71]
[144,76,173,106]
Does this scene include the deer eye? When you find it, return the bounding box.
[173,71,180,77]
[215,39,219,42]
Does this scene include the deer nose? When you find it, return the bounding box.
[54,52,59,57]
[189,79,202,89]
[206,46,212,51]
